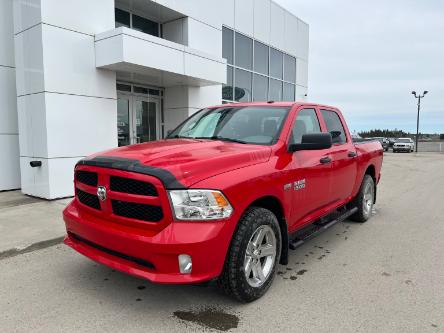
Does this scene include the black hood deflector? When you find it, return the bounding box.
[76,156,186,190]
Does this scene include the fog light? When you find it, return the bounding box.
[178,254,192,274]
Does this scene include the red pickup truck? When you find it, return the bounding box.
[63,102,383,302]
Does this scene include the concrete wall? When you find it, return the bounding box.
[0,0,20,191]
[13,0,117,198]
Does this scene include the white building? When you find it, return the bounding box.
[0,0,309,199]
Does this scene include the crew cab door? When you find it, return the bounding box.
[319,109,358,203]
[287,108,333,231]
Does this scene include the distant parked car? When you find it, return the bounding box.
[372,137,389,152]
[388,138,396,148]
[393,138,415,153]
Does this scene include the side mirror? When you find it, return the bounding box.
[288,133,332,152]
[330,131,341,139]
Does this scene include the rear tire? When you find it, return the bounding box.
[217,207,281,302]
[349,175,375,223]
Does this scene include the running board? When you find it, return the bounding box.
[289,207,358,250]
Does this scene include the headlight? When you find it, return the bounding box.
[168,190,233,220]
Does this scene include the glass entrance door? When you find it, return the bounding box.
[117,96,131,147]
[133,97,160,143]
[117,93,160,146]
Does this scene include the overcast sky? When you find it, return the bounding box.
[275,0,444,133]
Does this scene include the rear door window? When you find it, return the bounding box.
[320,109,347,144]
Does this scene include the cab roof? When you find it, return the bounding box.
[209,101,340,111]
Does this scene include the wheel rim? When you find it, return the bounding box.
[243,225,276,288]
[363,182,374,217]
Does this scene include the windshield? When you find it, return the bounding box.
[396,139,411,143]
[167,106,290,145]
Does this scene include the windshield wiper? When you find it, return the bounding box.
[167,134,190,139]
[193,136,247,144]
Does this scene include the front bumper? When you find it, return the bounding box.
[393,146,412,151]
[63,201,236,284]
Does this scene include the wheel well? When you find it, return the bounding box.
[364,164,377,203]
[365,164,376,180]
[249,196,289,265]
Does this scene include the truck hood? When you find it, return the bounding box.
[85,139,271,188]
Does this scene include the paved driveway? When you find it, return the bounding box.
[1,153,443,332]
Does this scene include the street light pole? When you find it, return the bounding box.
[411,90,428,153]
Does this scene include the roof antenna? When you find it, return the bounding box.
[267,100,275,103]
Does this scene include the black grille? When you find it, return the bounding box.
[76,170,98,186]
[69,233,155,270]
[111,200,163,222]
[110,176,158,196]
[76,188,101,210]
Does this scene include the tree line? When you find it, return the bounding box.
[358,129,410,138]
[358,129,444,140]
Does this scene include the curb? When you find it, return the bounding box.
[0,236,65,261]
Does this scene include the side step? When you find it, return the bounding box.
[289,207,358,250]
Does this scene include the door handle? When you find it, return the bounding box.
[348,151,357,158]
[320,156,332,164]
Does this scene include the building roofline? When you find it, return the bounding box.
[270,0,309,26]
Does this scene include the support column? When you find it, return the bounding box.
[163,85,222,136]
[0,0,20,191]
[13,0,117,199]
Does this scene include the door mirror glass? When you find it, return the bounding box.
[330,130,342,139]
[288,133,332,152]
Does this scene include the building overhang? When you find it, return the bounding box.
[95,27,226,87]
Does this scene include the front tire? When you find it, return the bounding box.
[217,207,281,302]
[350,175,375,223]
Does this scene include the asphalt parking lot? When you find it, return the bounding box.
[1,153,443,332]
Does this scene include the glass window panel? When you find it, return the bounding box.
[116,83,131,92]
[132,14,159,37]
[133,86,148,94]
[321,109,347,144]
[148,102,157,141]
[283,83,295,101]
[222,66,234,101]
[269,79,283,101]
[117,98,130,146]
[253,74,268,102]
[284,54,296,83]
[270,48,283,79]
[135,101,158,143]
[290,108,321,144]
[234,68,252,102]
[235,32,253,70]
[254,41,268,75]
[115,8,130,28]
[148,89,160,96]
[222,27,234,65]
